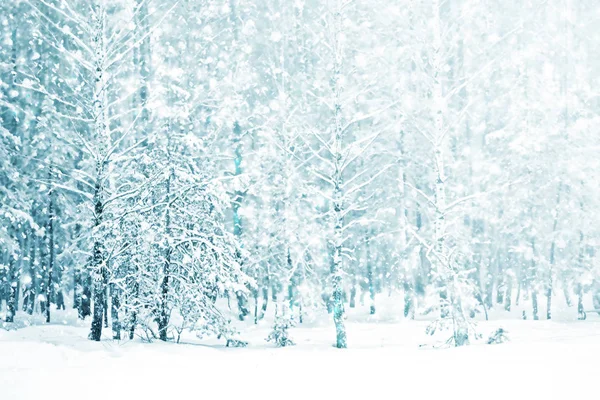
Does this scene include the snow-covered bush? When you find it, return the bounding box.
[487,328,509,345]
[266,314,296,347]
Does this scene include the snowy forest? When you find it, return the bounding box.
[1,0,600,358]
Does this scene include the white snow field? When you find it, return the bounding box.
[1,298,599,400]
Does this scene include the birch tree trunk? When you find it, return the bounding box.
[158,167,173,342]
[89,3,110,341]
[330,0,347,349]
[431,0,448,320]
[430,0,469,346]
[546,184,561,320]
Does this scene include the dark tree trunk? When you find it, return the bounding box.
[6,259,17,323]
[81,272,92,318]
[236,291,250,321]
[259,286,268,320]
[74,266,81,312]
[89,170,106,341]
[128,276,139,340]
[110,283,121,340]
[103,287,109,328]
[532,291,539,320]
[157,253,171,341]
[56,291,65,310]
[158,170,173,342]
[90,260,106,341]
[287,249,296,313]
[366,235,376,315]
[89,239,106,341]
[45,179,55,323]
[23,232,36,315]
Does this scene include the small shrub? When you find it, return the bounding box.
[487,328,509,345]
[226,339,248,348]
[266,315,296,347]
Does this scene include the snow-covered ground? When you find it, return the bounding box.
[2,298,599,400]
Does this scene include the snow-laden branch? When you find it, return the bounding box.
[26,0,95,60]
[105,1,180,70]
[341,99,401,135]
[443,179,525,215]
[344,163,393,197]
[340,126,390,174]
[405,181,437,210]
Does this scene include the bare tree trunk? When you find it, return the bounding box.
[431,1,449,320]
[158,169,173,342]
[530,238,539,321]
[24,231,36,315]
[110,283,121,339]
[45,173,55,323]
[89,2,110,342]
[366,234,376,315]
[546,184,561,320]
[329,0,347,349]
[259,286,268,320]
[577,283,585,320]
[504,275,512,312]
[6,259,17,323]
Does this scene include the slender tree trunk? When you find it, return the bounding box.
[530,237,539,321]
[366,235,376,315]
[432,0,468,346]
[504,276,512,311]
[329,1,348,349]
[231,122,250,321]
[158,170,173,342]
[110,283,121,339]
[431,2,449,319]
[253,288,259,324]
[81,272,92,319]
[349,280,356,309]
[287,250,296,315]
[259,286,268,320]
[546,184,561,320]
[103,286,109,328]
[577,283,585,320]
[496,257,504,305]
[89,3,110,342]
[6,259,17,323]
[128,276,139,340]
[577,228,586,320]
[45,174,55,323]
[532,291,539,320]
[24,231,36,315]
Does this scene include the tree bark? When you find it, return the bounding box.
[45,173,55,323]
[110,283,121,339]
[157,169,173,342]
[6,259,17,323]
